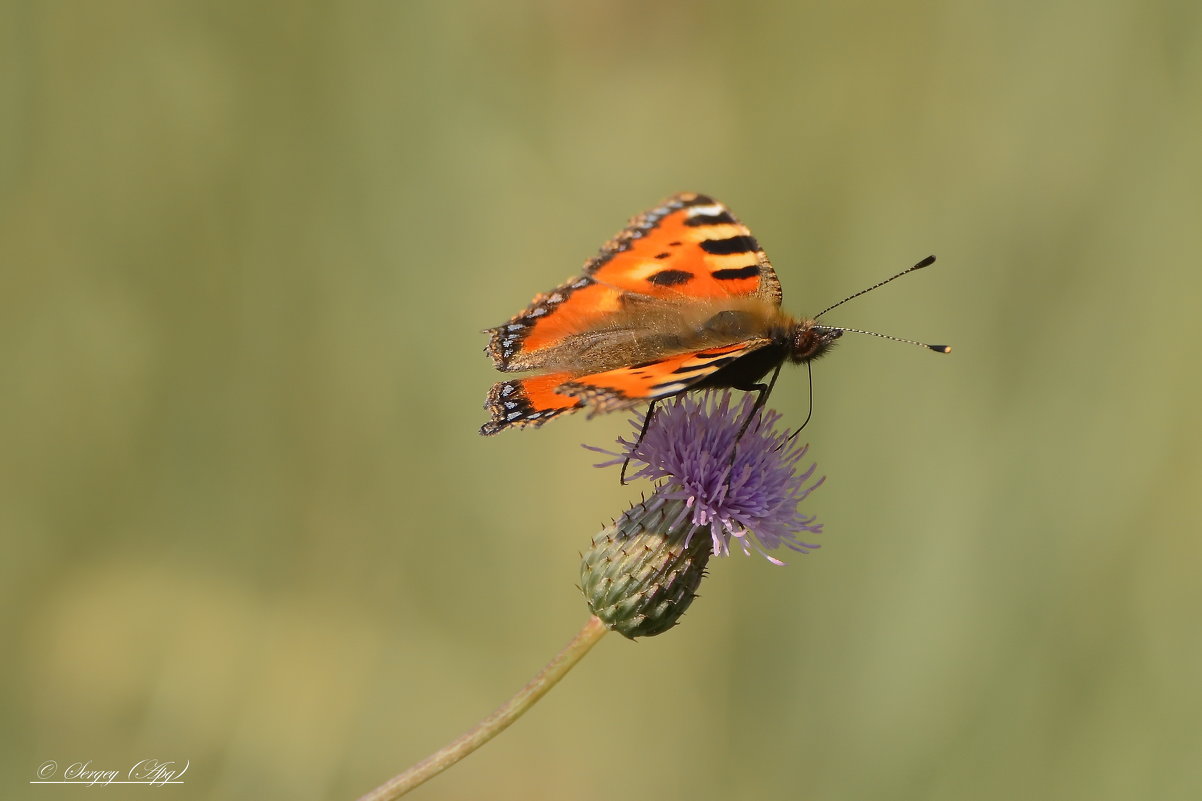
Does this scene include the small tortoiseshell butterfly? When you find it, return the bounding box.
[481,192,947,436]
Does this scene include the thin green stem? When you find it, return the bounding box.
[356,615,609,801]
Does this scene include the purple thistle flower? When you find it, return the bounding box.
[589,391,824,565]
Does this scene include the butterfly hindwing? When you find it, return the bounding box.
[480,340,775,434]
[484,193,782,373]
[481,372,584,436]
[559,340,776,413]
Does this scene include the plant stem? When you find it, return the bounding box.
[356,615,609,801]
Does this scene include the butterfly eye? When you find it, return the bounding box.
[701,310,756,337]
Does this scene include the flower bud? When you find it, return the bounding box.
[580,499,712,639]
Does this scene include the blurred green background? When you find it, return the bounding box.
[4,1,1201,799]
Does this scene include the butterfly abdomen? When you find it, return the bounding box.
[692,342,789,392]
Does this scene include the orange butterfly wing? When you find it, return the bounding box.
[480,341,775,435]
[484,193,781,373]
[481,193,787,436]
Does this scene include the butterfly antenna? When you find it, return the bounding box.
[823,326,951,353]
[814,255,937,320]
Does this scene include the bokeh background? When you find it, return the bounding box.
[4,1,1201,799]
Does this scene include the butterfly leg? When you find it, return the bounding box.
[734,361,783,441]
[620,399,659,485]
[727,361,784,473]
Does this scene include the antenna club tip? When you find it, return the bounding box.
[929,344,952,354]
[916,255,936,268]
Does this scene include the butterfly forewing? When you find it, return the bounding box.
[485,193,781,372]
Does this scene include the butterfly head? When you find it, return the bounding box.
[788,320,842,364]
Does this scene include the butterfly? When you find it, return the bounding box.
[481,192,947,436]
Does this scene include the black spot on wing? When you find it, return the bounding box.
[684,211,737,226]
[700,235,760,255]
[712,265,761,281]
[647,269,693,286]
[670,362,712,374]
[670,356,737,374]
